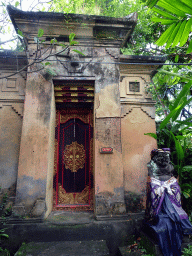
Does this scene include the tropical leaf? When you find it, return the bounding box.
[157,1,186,17]
[175,55,179,63]
[38,29,44,38]
[159,107,179,129]
[165,0,192,15]
[166,21,180,48]
[172,97,192,121]
[171,123,183,133]
[156,23,176,46]
[151,17,177,25]
[144,133,157,139]
[161,91,192,130]
[17,30,23,37]
[44,62,51,66]
[59,43,66,47]
[15,1,19,7]
[170,131,184,160]
[152,7,178,19]
[183,191,190,198]
[147,0,159,8]
[0,233,9,238]
[171,80,192,110]
[69,41,79,46]
[180,17,192,46]
[176,116,192,123]
[180,0,192,9]
[172,20,186,47]
[69,33,76,43]
[72,49,85,56]
[187,39,192,54]
[182,166,192,172]
[50,38,57,44]
[176,121,192,126]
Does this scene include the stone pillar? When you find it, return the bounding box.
[13,72,55,217]
[94,58,126,216]
[120,72,157,213]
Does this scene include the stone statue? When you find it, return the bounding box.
[144,149,192,256]
[147,148,174,181]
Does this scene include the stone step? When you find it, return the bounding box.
[15,240,110,256]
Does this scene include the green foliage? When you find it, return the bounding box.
[145,56,192,212]
[0,192,10,256]
[37,29,44,38]
[0,247,10,256]
[182,245,192,256]
[146,0,192,53]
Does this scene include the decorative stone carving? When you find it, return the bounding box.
[11,103,24,117]
[141,106,155,119]
[145,149,192,256]
[121,105,155,119]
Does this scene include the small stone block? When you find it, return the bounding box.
[12,205,26,217]
[30,199,45,217]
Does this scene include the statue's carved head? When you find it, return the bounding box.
[148,148,174,177]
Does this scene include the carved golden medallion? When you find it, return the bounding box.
[64,141,85,172]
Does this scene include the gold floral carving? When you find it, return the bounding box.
[58,184,92,205]
[58,184,75,204]
[64,141,85,172]
[59,109,93,127]
[75,186,90,204]
[60,113,89,125]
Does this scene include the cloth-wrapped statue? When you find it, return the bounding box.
[144,148,192,256]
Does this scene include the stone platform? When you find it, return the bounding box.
[15,240,110,256]
[2,211,144,256]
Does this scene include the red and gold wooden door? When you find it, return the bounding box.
[54,109,93,208]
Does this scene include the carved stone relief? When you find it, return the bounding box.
[121,105,155,119]
[120,75,149,100]
[0,74,26,98]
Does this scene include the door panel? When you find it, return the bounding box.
[54,109,93,208]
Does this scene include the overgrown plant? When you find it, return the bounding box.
[145,76,192,212]
[145,0,192,53]
[182,245,192,256]
[0,190,10,256]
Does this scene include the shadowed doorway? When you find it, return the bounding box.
[53,80,94,211]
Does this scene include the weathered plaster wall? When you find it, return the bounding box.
[14,72,55,217]
[0,70,26,200]
[0,106,22,190]
[121,107,157,212]
[119,67,158,213]
[45,83,55,218]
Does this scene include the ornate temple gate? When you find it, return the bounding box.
[53,80,94,209]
